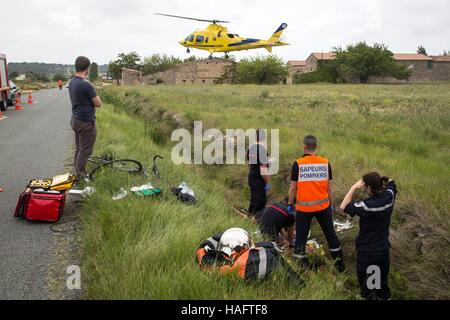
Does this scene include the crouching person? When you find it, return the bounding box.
[340,173,397,300]
[258,200,295,248]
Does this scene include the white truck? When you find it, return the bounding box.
[0,53,20,111]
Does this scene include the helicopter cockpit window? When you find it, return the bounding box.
[227,34,235,38]
[189,34,195,42]
[196,35,205,43]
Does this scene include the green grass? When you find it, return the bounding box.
[82,83,450,300]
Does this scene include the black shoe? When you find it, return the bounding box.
[331,249,346,273]
[335,259,346,273]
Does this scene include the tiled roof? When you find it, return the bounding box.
[310,52,336,60]
[393,54,433,61]
[431,55,450,62]
[300,52,449,63]
[287,60,306,67]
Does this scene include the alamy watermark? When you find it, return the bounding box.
[171,121,280,175]
[366,265,381,290]
[67,265,81,290]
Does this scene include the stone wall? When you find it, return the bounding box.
[121,68,142,86]
[300,56,450,83]
[286,62,306,84]
[431,61,450,81]
[195,59,234,84]
[305,55,319,73]
[121,58,235,86]
[369,60,450,83]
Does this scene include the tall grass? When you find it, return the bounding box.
[83,83,450,299]
[81,106,351,300]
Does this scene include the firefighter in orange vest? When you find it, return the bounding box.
[287,135,345,272]
[58,79,63,90]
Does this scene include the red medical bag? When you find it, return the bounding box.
[15,190,67,222]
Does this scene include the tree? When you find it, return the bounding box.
[183,55,198,63]
[333,42,412,83]
[108,52,142,80]
[235,55,288,84]
[216,64,238,84]
[52,73,67,82]
[141,54,182,75]
[294,65,339,84]
[417,45,428,55]
[89,62,99,81]
[9,71,19,79]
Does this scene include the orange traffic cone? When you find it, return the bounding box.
[15,94,24,110]
[0,111,5,120]
[28,92,33,105]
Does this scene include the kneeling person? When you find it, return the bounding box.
[259,200,295,246]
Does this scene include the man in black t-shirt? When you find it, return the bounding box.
[246,129,270,216]
[68,56,103,177]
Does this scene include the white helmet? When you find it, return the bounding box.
[219,228,250,256]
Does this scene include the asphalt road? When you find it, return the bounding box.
[0,88,73,299]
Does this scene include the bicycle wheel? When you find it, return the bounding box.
[88,159,143,181]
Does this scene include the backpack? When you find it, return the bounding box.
[196,233,281,280]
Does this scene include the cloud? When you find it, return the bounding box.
[3,0,449,64]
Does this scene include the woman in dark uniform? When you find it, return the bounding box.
[340,172,397,300]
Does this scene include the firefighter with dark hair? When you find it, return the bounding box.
[340,172,397,300]
[288,135,345,272]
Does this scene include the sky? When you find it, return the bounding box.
[3,0,450,64]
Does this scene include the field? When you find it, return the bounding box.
[80,83,450,299]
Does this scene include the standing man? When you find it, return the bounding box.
[247,129,270,217]
[69,56,102,179]
[287,135,345,272]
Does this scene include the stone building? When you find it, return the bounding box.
[121,68,142,86]
[121,58,235,86]
[304,52,336,73]
[286,60,306,84]
[370,54,450,83]
[290,52,450,83]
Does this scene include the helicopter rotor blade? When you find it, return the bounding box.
[154,13,230,24]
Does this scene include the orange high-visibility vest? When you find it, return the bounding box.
[296,155,330,213]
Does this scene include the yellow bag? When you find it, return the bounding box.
[49,173,77,191]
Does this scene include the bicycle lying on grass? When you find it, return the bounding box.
[87,154,144,181]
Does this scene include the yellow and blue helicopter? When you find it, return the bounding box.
[155,13,289,59]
